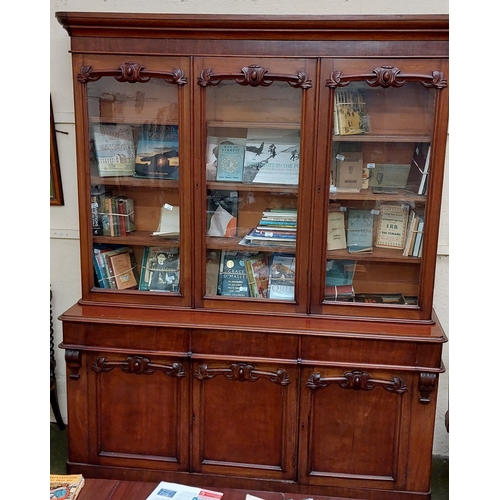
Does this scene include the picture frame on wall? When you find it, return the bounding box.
[50,96,64,205]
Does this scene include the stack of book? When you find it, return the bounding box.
[402,210,425,257]
[91,192,135,237]
[240,208,297,247]
[93,245,139,289]
[324,259,356,301]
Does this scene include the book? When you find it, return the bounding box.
[152,204,180,238]
[216,141,246,181]
[217,250,251,297]
[336,152,363,190]
[375,203,409,249]
[108,250,138,289]
[205,250,221,296]
[406,143,431,195]
[105,246,137,289]
[90,193,103,236]
[326,209,346,250]
[145,481,223,500]
[92,123,136,177]
[243,128,300,184]
[324,284,355,300]
[355,293,406,304]
[139,247,180,292]
[207,190,238,237]
[346,209,373,253]
[50,474,85,500]
[269,253,296,300]
[368,163,411,192]
[412,216,425,257]
[325,259,356,286]
[402,209,419,257]
[334,87,369,135]
[135,124,179,179]
[244,253,270,298]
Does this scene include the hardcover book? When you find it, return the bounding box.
[243,129,300,184]
[244,253,270,298]
[346,209,374,253]
[406,143,431,195]
[139,247,180,292]
[135,124,179,179]
[217,251,251,297]
[375,203,409,249]
[93,123,136,177]
[269,253,296,300]
[50,474,85,500]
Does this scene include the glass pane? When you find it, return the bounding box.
[87,76,181,293]
[204,79,302,301]
[326,81,436,306]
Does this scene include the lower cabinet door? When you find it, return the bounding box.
[85,351,190,470]
[192,360,299,480]
[298,366,412,491]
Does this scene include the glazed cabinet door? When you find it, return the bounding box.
[192,359,299,480]
[67,349,190,473]
[298,366,413,492]
[311,58,449,321]
[72,54,192,307]
[193,57,317,314]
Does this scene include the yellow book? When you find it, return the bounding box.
[50,474,85,500]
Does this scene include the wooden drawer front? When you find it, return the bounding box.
[192,360,299,480]
[298,367,411,490]
[82,323,189,354]
[301,336,422,369]
[88,352,190,471]
[192,330,299,362]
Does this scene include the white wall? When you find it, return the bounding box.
[49,0,449,458]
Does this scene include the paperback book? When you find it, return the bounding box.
[269,253,296,300]
[244,253,270,298]
[375,203,409,250]
[243,129,300,184]
[50,474,85,500]
[217,250,251,297]
[139,247,180,292]
[216,140,246,182]
[206,190,238,237]
[334,87,369,136]
[135,124,179,179]
[346,209,374,253]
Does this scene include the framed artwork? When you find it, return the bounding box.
[50,96,64,205]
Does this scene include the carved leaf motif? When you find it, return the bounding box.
[194,362,290,385]
[92,356,186,378]
[307,370,407,394]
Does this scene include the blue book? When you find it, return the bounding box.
[216,141,246,182]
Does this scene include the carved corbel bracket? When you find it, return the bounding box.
[92,355,186,378]
[78,62,187,86]
[65,349,82,380]
[418,372,437,404]
[194,362,290,386]
[198,65,311,89]
[326,65,447,89]
[307,369,407,395]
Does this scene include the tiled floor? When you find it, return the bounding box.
[50,423,448,498]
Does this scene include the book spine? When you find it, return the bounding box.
[250,229,296,239]
[91,194,103,236]
[118,198,127,236]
